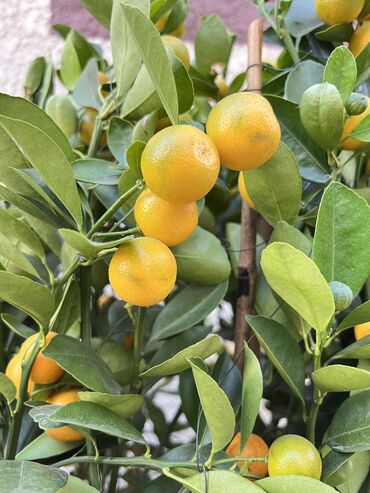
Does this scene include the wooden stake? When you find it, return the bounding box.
[234,19,263,371]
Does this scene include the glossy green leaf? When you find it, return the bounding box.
[257,476,337,493]
[0,372,16,405]
[72,58,101,111]
[1,313,35,339]
[16,433,81,461]
[24,57,46,96]
[0,461,67,493]
[270,221,312,256]
[356,43,370,86]
[331,336,370,360]
[0,272,54,327]
[80,0,113,28]
[247,315,305,406]
[323,46,357,103]
[321,449,353,484]
[350,114,370,142]
[171,227,231,285]
[58,475,100,493]
[300,83,344,151]
[313,182,370,294]
[43,335,122,394]
[150,281,228,341]
[285,60,324,104]
[72,159,122,185]
[59,32,82,91]
[243,143,301,226]
[285,0,322,37]
[0,231,39,278]
[184,470,264,492]
[315,23,355,42]
[326,390,370,452]
[312,365,370,392]
[336,451,370,493]
[240,343,263,449]
[141,335,222,378]
[108,117,133,164]
[261,242,335,333]
[337,301,370,331]
[189,361,235,455]
[78,392,144,419]
[50,401,145,444]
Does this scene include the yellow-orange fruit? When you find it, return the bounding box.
[46,389,84,442]
[315,0,365,26]
[349,21,370,57]
[354,321,370,340]
[238,172,256,210]
[5,355,33,398]
[226,432,269,477]
[162,35,190,69]
[341,97,370,150]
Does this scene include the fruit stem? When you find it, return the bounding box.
[92,226,140,238]
[80,266,92,347]
[307,346,323,444]
[132,307,147,391]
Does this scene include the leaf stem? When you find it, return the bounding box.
[80,266,92,347]
[307,347,323,444]
[132,307,147,391]
[92,227,140,239]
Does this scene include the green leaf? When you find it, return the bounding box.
[270,221,312,256]
[141,335,222,378]
[0,116,82,228]
[240,343,263,449]
[16,433,81,461]
[78,392,143,419]
[108,117,133,164]
[24,57,46,97]
[331,336,370,360]
[261,242,335,333]
[195,15,234,76]
[72,58,101,111]
[58,475,100,493]
[247,315,305,406]
[326,390,370,452]
[0,461,67,493]
[80,0,113,28]
[337,301,370,331]
[43,335,122,394]
[0,272,54,327]
[312,182,370,294]
[184,470,264,492]
[300,83,344,151]
[356,43,370,86]
[0,231,40,278]
[285,0,322,37]
[315,23,355,42]
[323,46,357,103]
[257,475,337,493]
[189,360,235,456]
[59,32,82,91]
[1,313,36,339]
[312,365,370,392]
[285,60,324,104]
[0,372,16,405]
[243,143,301,226]
[72,159,122,185]
[150,281,228,341]
[336,451,370,493]
[50,401,145,444]
[321,449,353,484]
[171,227,231,285]
[119,3,179,124]
[350,114,370,142]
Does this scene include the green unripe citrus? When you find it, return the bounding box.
[345,93,369,116]
[45,95,77,139]
[329,281,353,312]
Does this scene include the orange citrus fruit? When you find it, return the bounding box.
[19,331,64,385]
[134,188,198,246]
[226,432,269,478]
[79,109,107,147]
[109,237,177,306]
[46,389,84,442]
[268,434,322,479]
[162,35,190,69]
[315,0,365,26]
[141,125,220,203]
[354,321,370,340]
[341,97,370,150]
[238,172,256,210]
[349,21,370,57]
[206,92,281,171]
[5,355,33,398]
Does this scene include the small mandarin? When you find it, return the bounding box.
[341,97,370,150]
[349,21,370,57]
[238,172,256,210]
[226,432,269,478]
[162,35,190,69]
[46,389,84,442]
[354,321,370,340]
[314,0,365,26]
[5,354,33,398]
[79,109,107,147]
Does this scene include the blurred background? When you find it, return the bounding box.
[2,0,279,96]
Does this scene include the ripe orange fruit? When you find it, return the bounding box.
[226,432,269,477]
[349,21,370,57]
[354,321,370,340]
[141,125,220,203]
[341,97,370,150]
[109,237,177,306]
[5,355,33,398]
[134,188,198,246]
[238,172,256,210]
[20,331,64,385]
[162,35,190,69]
[46,389,84,442]
[268,434,322,479]
[315,0,365,26]
[79,109,107,147]
[206,92,280,171]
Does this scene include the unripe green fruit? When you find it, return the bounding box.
[345,93,368,116]
[45,95,77,139]
[329,281,353,312]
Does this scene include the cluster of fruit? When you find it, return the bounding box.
[109,91,281,307]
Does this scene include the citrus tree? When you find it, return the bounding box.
[0,0,370,491]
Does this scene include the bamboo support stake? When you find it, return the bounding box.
[234,19,263,371]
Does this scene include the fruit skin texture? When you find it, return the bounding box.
[226,432,269,477]
[268,434,322,479]
[46,389,84,442]
[141,125,220,204]
[109,237,177,307]
[315,0,365,26]
[5,355,33,398]
[354,321,370,340]
[341,97,370,150]
[19,331,64,385]
[349,21,370,57]
[238,172,256,211]
[206,92,281,171]
[162,35,190,69]
[45,95,77,139]
[328,281,353,312]
[134,188,198,247]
